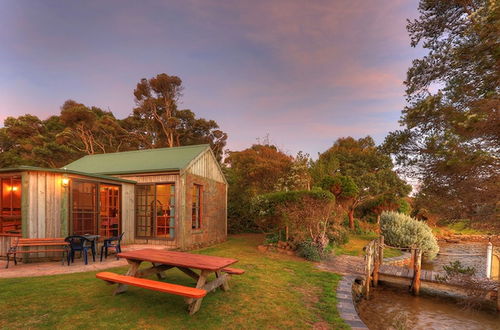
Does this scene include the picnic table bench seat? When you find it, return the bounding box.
[96,272,207,299]
[6,238,69,268]
[221,267,245,275]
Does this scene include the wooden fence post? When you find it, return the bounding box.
[373,242,380,287]
[486,241,492,279]
[411,248,422,295]
[364,241,374,298]
[379,236,384,265]
[409,246,415,270]
[372,236,384,287]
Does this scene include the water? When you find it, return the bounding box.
[357,284,500,330]
[357,242,499,329]
[423,242,487,277]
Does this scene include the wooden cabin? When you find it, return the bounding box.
[0,145,227,257]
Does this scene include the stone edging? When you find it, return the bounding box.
[336,275,368,329]
[383,252,411,266]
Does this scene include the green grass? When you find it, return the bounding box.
[335,232,402,258]
[445,220,486,235]
[0,234,348,329]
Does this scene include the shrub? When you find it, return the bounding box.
[327,226,349,246]
[296,240,324,261]
[380,211,439,259]
[252,188,335,232]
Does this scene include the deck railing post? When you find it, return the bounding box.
[410,248,422,295]
[379,236,384,265]
[364,240,374,298]
[410,246,415,270]
[373,240,380,287]
[486,241,492,279]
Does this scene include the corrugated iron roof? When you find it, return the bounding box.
[63,144,209,175]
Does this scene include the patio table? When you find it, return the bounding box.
[82,234,100,257]
[115,249,239,314]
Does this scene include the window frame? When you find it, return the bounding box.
[0,175,22,237]
[191,184,203,231]
[134,182,176,241]
[69,179,122,237]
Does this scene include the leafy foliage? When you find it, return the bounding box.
[224,144,311,233]
[380,211,439,259]
[130,73,227,160]
[0,72,227,167]
[383,0,499,223]
[254,188,337,259]
[312,137,411,229]
[296,240,324,261]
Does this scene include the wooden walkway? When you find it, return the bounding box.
[362,237,500,311]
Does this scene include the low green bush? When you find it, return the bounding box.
[327,226,349,246]
[296,240,324,261]
[380,211,439,259]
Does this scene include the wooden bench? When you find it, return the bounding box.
[222,267,245,275]
[6,238,69,269]
[96,272,207,299]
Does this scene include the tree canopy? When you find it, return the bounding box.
[383,0,499,224]
[313,136,411,229]
[0,73,227,167]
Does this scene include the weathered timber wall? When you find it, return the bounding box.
[186,150,226,184]
[180,172,227,250]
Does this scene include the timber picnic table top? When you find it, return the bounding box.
[117,248,238,271]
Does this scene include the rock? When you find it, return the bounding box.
[445,238,460,243]
[257,245,268,252]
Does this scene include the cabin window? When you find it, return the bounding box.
[71,181,98,236]
[0,176,22,236]
[192,184,202,230]
[71,181,121,237]
[99,184,120,238]
[135,183,175,239]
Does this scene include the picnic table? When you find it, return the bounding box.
[98,249,243,314]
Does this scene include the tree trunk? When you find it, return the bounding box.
[376,214,381,233]
[348,208,355,229]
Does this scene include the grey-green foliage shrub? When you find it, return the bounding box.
[380,211,439,259]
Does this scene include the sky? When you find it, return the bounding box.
[0,0,424,157]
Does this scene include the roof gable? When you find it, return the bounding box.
[63,144,210,175]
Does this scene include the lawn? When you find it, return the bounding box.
[0,234,348,330]
[335,233,402,258]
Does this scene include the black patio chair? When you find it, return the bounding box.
[100,232,124,261]
[65,235,95,265]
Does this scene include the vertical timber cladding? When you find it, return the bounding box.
[26,171,64,239]
[115,173,180,248]
[120,182,135,245]
[183,149,228,250]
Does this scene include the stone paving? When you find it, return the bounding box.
[0,256,128,278]
[0,244,176,279]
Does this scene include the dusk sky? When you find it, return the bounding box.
[0,0,424,157]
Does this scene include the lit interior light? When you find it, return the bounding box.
[62,178,70,186]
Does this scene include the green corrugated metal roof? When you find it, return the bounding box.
[0,166,136,183]
[63,144,210,175]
